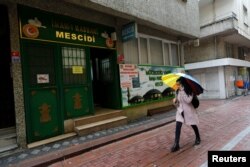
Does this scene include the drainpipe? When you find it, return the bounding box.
[215,36,217,58]
[213,0,218,59]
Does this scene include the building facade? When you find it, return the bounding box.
[0,0,199,155]
[185,0,250,99]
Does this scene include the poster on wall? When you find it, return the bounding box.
[119,64,185,108]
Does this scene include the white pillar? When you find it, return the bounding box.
[219,66,226,99]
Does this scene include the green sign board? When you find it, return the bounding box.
[121,22,138,42]
[18,5,116,49]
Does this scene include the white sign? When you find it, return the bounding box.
[37,74,49,83]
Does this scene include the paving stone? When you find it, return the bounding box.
[30,149,40,155]
[79,137,86,141]
[3,97,246,167]
[87,135,93,139]
[94,132,101,137]
[71,139,78,143]
[7,156,16,162]
[52,144,61,149]
[42,146,51,152]
[18,153,28,159]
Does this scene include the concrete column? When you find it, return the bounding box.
[219,66,226,99]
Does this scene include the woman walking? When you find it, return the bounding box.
[171,76,201,152]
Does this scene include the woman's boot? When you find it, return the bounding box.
[191,125,201,145]
[171,122,182,152]
[171,142,180,152]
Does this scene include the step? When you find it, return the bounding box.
[0,137,17,148]
[0,127,16,136]
[74,110,124,127]
[75,116,127,136]
[0,144,18,154]
[27,132,77,149]
[0,133,16,140]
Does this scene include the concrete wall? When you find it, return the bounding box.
[199,0,235,26]
[184,35,242,63]
[236,0,250,40]
[184,37,216,63]
[200,0,250,40]
[66,0,200,39]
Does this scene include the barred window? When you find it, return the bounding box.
[62,47,87,85]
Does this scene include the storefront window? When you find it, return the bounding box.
[123,39,139,64]
[163,43,170,65]
[139,37,148,64]
[62,47,87,84]
[123,34,181,66]
[150,38,163,65]
[171,44,179,66]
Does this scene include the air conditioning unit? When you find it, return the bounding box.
[193,39,199,47]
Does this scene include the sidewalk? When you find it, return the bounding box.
[0,97,234,167]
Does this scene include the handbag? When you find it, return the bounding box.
[192,95,199,108]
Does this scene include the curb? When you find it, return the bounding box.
[13,116,176,167]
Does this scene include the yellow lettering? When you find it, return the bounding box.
[87,36,92,42]
[56,31,64,38]
[71,34,77,40]
[78,35,83,41]
[65,32,70,39]
[55,31,96,43]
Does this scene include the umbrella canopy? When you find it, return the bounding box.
[161,73,204,95]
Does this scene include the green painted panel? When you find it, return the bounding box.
[18,5,116,49]
[29,89,61,141]
[64,86,91,118]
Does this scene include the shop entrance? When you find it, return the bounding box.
[21,42,94,143]
[90,48,121,109]
[0,5,15,130]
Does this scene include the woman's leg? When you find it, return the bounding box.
[191,125,201,145]
[171,121,182,152]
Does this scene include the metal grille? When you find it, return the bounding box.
[101,58,113,82]
[62,47,86,85]
[27,45,55,86]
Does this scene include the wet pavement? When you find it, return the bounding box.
[1,95,249,167]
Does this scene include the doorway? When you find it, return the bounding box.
[0,5,15,129]
[90,48,121,109]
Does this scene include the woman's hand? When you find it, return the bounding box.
[173,98,179,106]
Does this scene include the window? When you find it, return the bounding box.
[123,34,181,66]
[150,38,163,65]
[163,43,170,65]
[171,44,179,66]
[139,37,148,64]
[100,58,113,82]
[225,43,233,58]
[62,47,86,84]
[123,39,139,64]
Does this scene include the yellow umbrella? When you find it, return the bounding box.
[161,73,204,95]
[161,73,181,91]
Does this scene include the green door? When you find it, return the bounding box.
[61,46,93,119]
[22,42,63,143]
